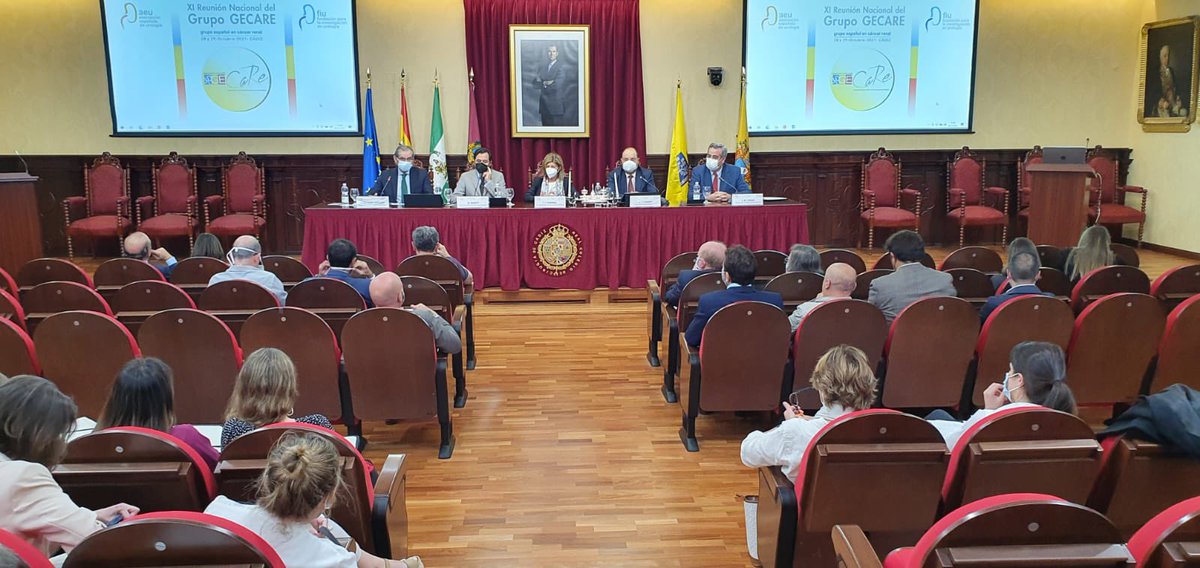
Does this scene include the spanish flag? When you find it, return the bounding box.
[665,82,689,206]
[398,76,413,149]
[734,68,752,189]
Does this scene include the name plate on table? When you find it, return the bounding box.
[354,196,390,209]
[534,195,567,209]
[456,196,490,209]
[628,195,661,208]
[731,193,765,206]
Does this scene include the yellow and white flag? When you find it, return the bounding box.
[734,68,751,189]
[665,83,689,206]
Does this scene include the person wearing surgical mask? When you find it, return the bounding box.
[206,234,287,303]
[606,147,659,197]
[525,152,575,202]
[689,142,751,203]
[369,143,433,203]
[451,147,507,204]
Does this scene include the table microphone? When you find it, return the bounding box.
[14,150,30,174]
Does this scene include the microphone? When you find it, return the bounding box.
[14,150,30,175]
[611,168,619,198]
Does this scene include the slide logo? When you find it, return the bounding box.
[298,4,316,30]
[201,48,272,112]
[761,5,778,30]
[829,49,894,111]
[120,2,137,29]
[925,6,942,30]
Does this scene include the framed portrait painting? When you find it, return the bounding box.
[1138,16,1199,132]
[510,24,590,138]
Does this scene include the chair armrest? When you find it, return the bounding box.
[758,466,798,568]
[453,305,466,327]
[948,187,966,209]
[985,186,1009,209]
[62,196,87,222]
[1119,184,1147,194]
[205,194,225,213]
[186,194,198,219]
[832,525,883,568]
[984,186,1008,197]
[135,195,155,223]
[647,280,660,301]
[371,453,409,560]
[899,188,920,197]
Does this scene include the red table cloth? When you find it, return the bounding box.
[301,203,809,290]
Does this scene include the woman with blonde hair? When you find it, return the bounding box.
[524,152,574,201]
[221,348,333,447]
[1063,225,1116,281]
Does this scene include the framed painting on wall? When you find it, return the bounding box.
[1138,16,1199,132]
[509,24,590,138]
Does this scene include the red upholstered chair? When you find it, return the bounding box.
[1150,295,1200,394]
[138,152,199,250]
[206,151,267,239]
[0,266,18,295]
[939,246,1003,273]
[872,252,935,270]
[22,281,112,335]
[755,249,788,286]
[1067,293,1165,408]
[1089,436,1200,539]
[1070,265,1151,313]
[33,311,139,418]
[880,297,978,409]
[397,275,467,407]
[973,296,1074,407]
[16,257,92,291]
[198,279,280,311]
[111,280,195,313]
[1087,146,1147,246]
[0,317,39,376]
[1015,145,1043,226]
[93,257,165,302]
[659,271,724,403]
[860,148,921,248]
[1128,495,1200,567]
[946,268,996,308]
[63,511,285,568]
[0,528,52,568]
[852,269,893,300]
[262,255,312,287]
[397,253,476,369]
[357,254,387,277]
[765,271,823,313]
[1151,263,1200,311]
[55,427,217,513]
[789,299,887,409]
[168,256,228,301]
[756,410,949,568]
[138,309,243,424]
[647,252,698,367]
[0,289,27,331]
[241,307,345,422]
[65,152,132,258]
[946,146,1009,246]
[820,249,868,274]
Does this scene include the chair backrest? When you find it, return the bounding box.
[285,278,367,310]
[1037,245,1063,270]
[1087,147,1121,204]
[1128,495,1200,567]
[754,250,788,283]
[22,281,111,316]
[694,302,790,412]
[33,311,139,418]
[1067,293,1165,407]
[862,147,901,207]
[16,258,92,288]
[675,272,725,331]
[790,299,887,408]
[199,279,280,311]
[0,316,39,376]
[660,252,698,288]
[63,511,285,568]
[940,246,1003,273]
[945,268,996,307]
[819,249,867,274]
[138,309,243,424]
[111,280,196,313]
[169,257,229,286]
[948,146,985,207]
[0,288,26,331]
[262,255,313,285]
[357,254,387,278]
[1018,145,1044,191]
[1110,243,1140,268]
[1151,263,1200,311]
[1091,437,1200,539]
[0,527,52,568]
[882,297,979,409]
[398,275,456,323]
[93,258,165,289]
[241,307,343,420]
[1151,295,1200,394]
[396,254,466,309]
[151,152,197,214]
[222,151,265,214]
[974,296,1074,406]
[1037,267,1074,299]
[340,307,438,421]
[83,152,129,216]
[765,271,823,312]
[852,269,892,300]
[0,266,17,295]
[872,252,936,270]
[57,427,216,513]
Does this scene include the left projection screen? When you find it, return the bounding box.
[100,0,361,136]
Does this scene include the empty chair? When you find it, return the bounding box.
[646,252,698,367]
[1067,293,1165,408]
[357,254,387,277]
[872,252,936,270]
[0,317,39,376]
[169,256,228,286]
[199,279,280,311]
[789,300,887,408]
[0,288,26,330]
[111,280,195,313]
[0,528,52,568]
[63,511,284,568]
[64,153,132,259]
[859,147,921,249]
[398,275,467,407]
[1090,436,1200,538]
[1111,242,1141,267]
[972,296,1074,407]
[16,258,93,291]
[765,271,823,313]
[241,307,344,421]
[945,268,996,308]
[206,151,268,240]
[21,282,112,329]
[285,277,367,310]
[852,269,892,300]
[262,255,313,286]
[1071,265,1151,313]
[880,297,979,409]
[819,249,867,274]
[1128,495,1200,567]
[946,146,1009,246]
[1150,295,1200,393]
[659,271,724,403]
[138,152,199,250]
[1037,245,1064,271]
[754,250,788,285]
[939,246,1003,273]
[92,258,165,296]
[1151,263,1200,310]
[33,311,139,418]
[138,309,243,424]
[397,253,476,369]
[1037,267,1074,299]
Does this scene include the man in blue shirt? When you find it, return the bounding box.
[689,142,751,203]
[310,238,375,307]
[207,235,287,303]
[685,245,784,347]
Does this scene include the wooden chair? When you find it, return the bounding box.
[398,275,467,408]
[198,279,280,311]
[647,252,698,367]
[940,246,1003,273]
[1150,295,1200,394]
[16,257,93,291]
[678,301,790,451]
[946,268,996,308]
[0,527,52,568]
[1037,267,1074,300]
[757,410,949,567]
[241,307,345,422]
[1037,244,1064,271]
[0,266,16,295]
[872,252,936,270]
[65,152,131,258]
[33,311,139,418]
[397,254,477,370]
[765,271,823,313]
[880,297,978,409]
[22,281,112,335]
[55,427,217,513]
[262,255,313,287]
[1067,293,1165,409]
[1151,263,1200,311]
[0,317,39,376]
[1087,146,1147,246]
[1014,146,1043,229]
[206,151,267,239]
[789,299,887,409]
[1111,242,1141,268]
[860,148,921,249]
[659,271,724,403]
[286,277,366,310]
[819,249,867,274]
[754,250,788,287]
[1090,436,1200,539]
[357,254,387,277]
[0,288,27,331]
[111,280,195,313]
[93,258,165,303]
[947,146,1009,246]
[341,307,454,458]
[972,296,1074,407]
[138,309,243,424]
[63,511,284,568]
[139,152,199,251]
[852,269,892,300]
[1128,495,1200,567]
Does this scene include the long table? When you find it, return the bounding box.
[301,202,809,290]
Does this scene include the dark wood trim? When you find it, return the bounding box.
[1115,237,1200,260]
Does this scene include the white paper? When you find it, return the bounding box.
[629,195,661,208]
[534,195,567,209]
[354,196,391,209]
[456,196,490,209]
[731,193,765,206]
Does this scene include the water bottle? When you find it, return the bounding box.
[692,181,701,202]
[340,183,349,206]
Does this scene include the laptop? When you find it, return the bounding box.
[489,197,508,208]
[1042,147,1087,164]
[402,194,445,208]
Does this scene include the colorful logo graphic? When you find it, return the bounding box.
[532,223,582,276]
[298,4,317,30]
[201,48,272,112]
[829,49,895,111]
[120,2,138,29]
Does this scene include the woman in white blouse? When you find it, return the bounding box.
[525,152,575,201]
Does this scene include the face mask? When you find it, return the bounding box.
[1002,371,1016,402]
[705,157,720,172]
[397,160,413,173]
[622,160,638,173]
[545,167,559,179]
[227,247,262,269]
[475,162,488,175]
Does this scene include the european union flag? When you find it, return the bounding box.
[362,86,381,192]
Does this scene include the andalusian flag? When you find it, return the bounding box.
[429,80,450,198]
[734,68,752,189]
[398,75,413,148]
[665,83,689,206]
[362,83,381,191]
[466,69,482,163]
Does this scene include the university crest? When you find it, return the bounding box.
[532,223,582,276]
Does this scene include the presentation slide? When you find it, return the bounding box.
[744,0,978,134]
[100,0,361,136]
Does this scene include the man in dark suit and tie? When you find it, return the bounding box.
[665,241,726,308]
[979,251,1053,321]
[685,245,784,347]
[607,147,659,197]
[689,142,751,203]
[537,44,568,126]
[868,230,956,323]
[369,143,433,203]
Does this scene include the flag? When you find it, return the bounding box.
[665,83,689,206]
[398,79,412,148]
[429,80,450,198]
[466,69,482,164]
[362,83,381,192]
[734,69,752,189]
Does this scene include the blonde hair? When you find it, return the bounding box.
[1069,225,1114,280]
[538,152,564,174]
[256,432,343,521]
[809,345,877,410]
[225,348,298,426]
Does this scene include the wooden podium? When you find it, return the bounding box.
[0,173,43,275]
[1025,163,1094,247]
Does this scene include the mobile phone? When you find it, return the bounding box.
[105,514,124,527]
[317,525,341,545]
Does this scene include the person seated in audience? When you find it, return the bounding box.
[992,237,1037,290]
[740,345,878,481]
[190,232,225,259]
[369,273,462,354]
[0,376,139,557]
[525,152,574,201]
[979,251,1052,322]
[451,147,506,203]
[607,147,658,197]
[1063,225,1118,282]
[785,244,823,275]
[96,358,219,471]
[204,432,422,568]
[221,348,333,447]
[412,226,472,286]
[684,245,784,348]
[664,240,726,308]
[309,238,375,307]
[789,262,856,331]
[868,230,955,323]
[928,341,1077,448]
[123,231,177,278]
[208,234,287,303]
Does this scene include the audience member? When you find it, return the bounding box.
[785,244,823,275]
[1064,225,1117,282]
[369,273,462,354]
[0,376,139,557]
[412,226,472,285]
[788,263,856,331]
[122,231,177,278]
[204,432,422,568]
[684,245,784,347]
[221,348,333,447]
[664,241,726,308]
[190,232,225,259]
[309,238,375,307]
[992,237,1037,290]
[979,251,1052,321]
[868,230,955,322]
[740,345,878,481]
[208,235,287,303]
[96,358,219,471]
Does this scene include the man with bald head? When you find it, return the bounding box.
[789,262,857,331]
[665,241,726,308]
[368,272,462,353]
[607,147,658,197]
[207,234,287,302]
[122,231,178,277]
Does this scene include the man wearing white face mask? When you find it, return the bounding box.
[369,144,433,204]
[207,235,287,303]
[689,142,751,203]
[606,147,659,197]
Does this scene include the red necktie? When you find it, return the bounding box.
[712,171,719,193]
[628,173,635,194]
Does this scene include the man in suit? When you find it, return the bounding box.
[122,231,177,278]
[607,147,659,197]
[789,263,856,331]
[868,230,956,323]
[369,144,433,203]
[369,272,462,354]
[451,147,506,204]
[308,238,375,307]
[685,245,784,347]
[689,143,751,203]
[979,251,1052,321]
[665,240,726,308]
[537,44,569,126]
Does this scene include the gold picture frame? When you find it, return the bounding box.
[509,24,590,138]
[1137,16,1199,132]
